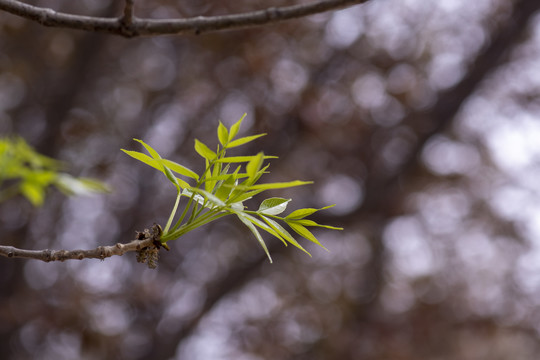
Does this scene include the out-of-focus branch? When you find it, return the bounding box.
[0,238,154,262]
[320,0,540,224]
[0,0,369,38]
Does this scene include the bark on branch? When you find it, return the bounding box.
[0,0,369,38]
[0,238,154,262]
[0,224,166,268]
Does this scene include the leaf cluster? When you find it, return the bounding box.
[122,115,342,262]
[0,137,109,206]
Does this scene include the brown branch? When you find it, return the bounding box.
[0,224,166,268]
[0,0,369,38]
[0,238,154,262]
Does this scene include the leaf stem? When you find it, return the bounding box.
[163,191,181,233]
[170,193,194,232]
[162,210,228,241]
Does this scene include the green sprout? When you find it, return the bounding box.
[122,115,342,262]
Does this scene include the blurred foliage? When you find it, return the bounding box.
[0,137,108,206]
[2,0,540,359]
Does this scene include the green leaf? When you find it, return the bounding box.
[257,197,291,215]
[215,174,235,201]
[216,155,278,163]
[217,121,229,146]
[55,174,110,196]
[194,139,217,161]
[161,159,199,180]
[123,150,189,189]
[246,152,264,183]
[76,178,110,193]
[241,180,313,191]
[163,164,181,191]
[18,170,57,206]
[221,169,269,187]
[206,173,249,184]
[286,221,328,250]
[181,188,206,206]
[203,159,222,193]
[121,150,163,173]
[203,157,210,180]
[290,219,343,230]
[174,177,191,189]
[133,139,162,162]
[261,215,310,255]
[236,212,272,263]
[23,170,56,186]
[20,181,45,206]
[187,187,226,208]
[212,158,222,181]
[0,137,106,206]
[230,201,245,211]
[250,164,270,185]
[243,213,284,243]
[228,189,265,204]
[286,205,336,219]
[228,114,246,142]
[227,134,267,148]
[203,174,235,182]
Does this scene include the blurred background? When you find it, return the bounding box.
[2,0,540,358]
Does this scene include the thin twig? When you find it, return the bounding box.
[0,0,369,38]
[0,238,155,262]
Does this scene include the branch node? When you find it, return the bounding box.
[98,246,106,261]
[119,0,138,38]
[133,223,164,269]
[57,250,68,261]
[44,249,52,262]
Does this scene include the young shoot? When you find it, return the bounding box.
[122,114,342,262]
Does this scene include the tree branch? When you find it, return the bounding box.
[0,224,165,268]
[0,0,369,38]
[0,238,153,262]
